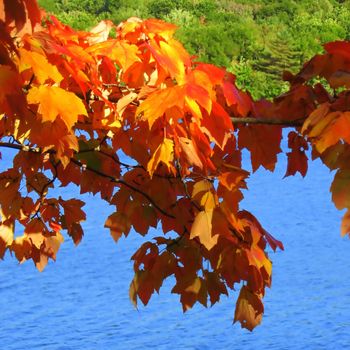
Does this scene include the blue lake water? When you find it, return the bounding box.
[1,144,350,349]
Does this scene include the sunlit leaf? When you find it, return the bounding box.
[27,86,87,129]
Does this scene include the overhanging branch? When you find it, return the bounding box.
[0,141,175,219]
[230,117,305,127]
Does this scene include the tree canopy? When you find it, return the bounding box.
[1,0,350,331]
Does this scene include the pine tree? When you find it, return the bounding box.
[253,32,302,82]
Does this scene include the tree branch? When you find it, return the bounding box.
[69,158,177,219]
[0,142,42,153]
[0,141,176,219]
[230,117,305,127]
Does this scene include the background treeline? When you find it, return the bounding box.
[38,0,350,99]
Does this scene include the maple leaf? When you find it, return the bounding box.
[18,48,63,84]
[263,230,284,252]
[129,269,155,306]
[238,125,282,172]
[223,81,252,117]
[201,102,233,150]
[27,86,87,129]
[219,168,249,192]
[204,270,228,306]
[137,85,185,128]
[2,0,26,30]
[0,65,22,105]
[178,137,203,169]
[284,131,309,177]
[191,180,217,210]
[117,92,138,117]
[59,198,86,229]
[324,41,350,60]
[315,112,350,153]
[23,0,41,29]
[104,212,131,242]
[87,40,140,71]
[88,20,113,44]
[147,38,189,84]
[10,236,32,263]
[24,218,46,249]
[8,0,350,331]
[172,274,207,311]
[143,18,178,41]
[341,209,350,237]
[0,219,14,259]
[285,151,308,178]
[67,222,84,246]
[331,169,350,210]
[234,286,264,331]
[190,209,218,250]
[147,138,175,178]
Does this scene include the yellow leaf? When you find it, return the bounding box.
[87,40,140,71]
[44,232,64,260]
[117,92,138,117]
[10,236,32,263]
[192,180,217,210]
[184,95,202,120]
[192,180,212,198]
[0,219,14,259]
[314,112,350,153]
[18,48,63,84]
[147,138,174,178]
[234,286,263,331]
[27,86,87,129]
[190,209,218,250]
[302,103,330,135]
[88,20,113,44]
[137,85,184,128]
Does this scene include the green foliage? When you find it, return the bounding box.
[38,0,56,12]
[230,58,289,99]
[38,0,350,99]
[164,9,195,28]
[56,0,112,14]
[55,10,98,30]
[253,32,302,81]
[255,0,299,22]
[148,0,192,18]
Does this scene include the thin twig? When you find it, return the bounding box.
[70,158,175,219]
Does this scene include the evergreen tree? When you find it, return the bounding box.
[253,32,302,82]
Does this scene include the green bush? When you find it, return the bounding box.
[56,10,98,30]
[148,0,192,18]
[164,9,196,28]
[57,0,113,14]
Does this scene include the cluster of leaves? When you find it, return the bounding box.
[38,0,350,98]
[1,0,350,332]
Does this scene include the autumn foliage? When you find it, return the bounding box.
[1,0,350,331]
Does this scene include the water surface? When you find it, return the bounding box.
[1,147,349,349]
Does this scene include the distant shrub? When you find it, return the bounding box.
[164,9,195,27]
[148,0,192,18]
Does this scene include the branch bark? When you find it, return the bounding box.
[230,117,305,127]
